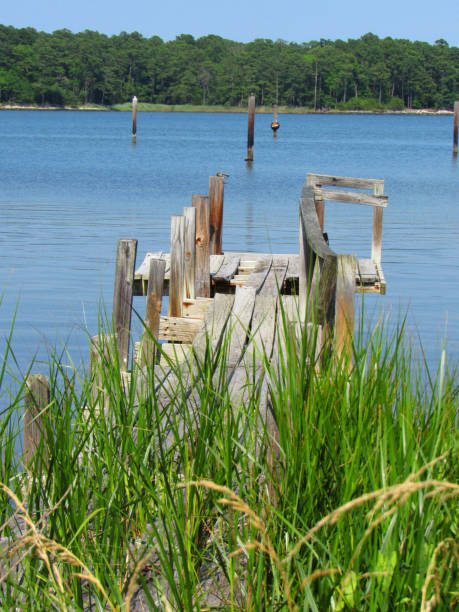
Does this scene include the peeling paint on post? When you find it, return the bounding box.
[245,94,255,161]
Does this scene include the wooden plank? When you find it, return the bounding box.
[376,263,386,295]
[183,206,196,300]
[212,254,240,282]
[357,258,378,284]
[159,316,202,343]
[285,255,299,280]
[227,285,257,366]
[307,173,384,191]
[316,188,388,208]
[193,194,211,298]
[159,343,192,367]
[245,295,277,366]
[210,254,225,275]
[259,256,288,296]
[192,293,234,359]
[209,174,225,255]
[24,374,49,465]
[334,254,356,359]
[135,251,165,276]
[182,297,213,319]
[371,181,385,264]
[138,258,165,367]
[169,216,185,317]
[244,257,272,292]
[113,239,137,371]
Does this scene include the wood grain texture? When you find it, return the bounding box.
[212,254,240,282]
[192,195,211,298]
[259,256,289,295]
[138,258,165,367]
[159,316,202,343]
[209,175,225,255]
[316,188,388,208]
[244,256,272,292]
[112,239,137,371]
[371,181,385,264]
[227,285,257,366]
[169,215,185,317]
[183,206,196,299]
[307,173,384,190]
[334,254,356,358]
[24,374,50,465]
[182,297,213,319]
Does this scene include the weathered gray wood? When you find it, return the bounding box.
[227,285,257,367]
[182,297,213,319]
[159,316,202,343]
[138,258,165,367]
[192,293,234,359]
[132,95,137,143]
[212,255,240,283]
[244,257,272,292]
[183,206,196,299]
[113,239,138,371]
[24,374,49,465]
[192,195,211,298]
[210,254,225,275]
[299,185,335,319]
[259,256,289,295]
[245,295,277,366]
[285,255,299,281]
[318,254,338,336]
[315,188,388,208]
[245,94,256,161]
[334,254,356,358]
[307,173,384,191]
[209,175,225,255]
[357,258,378,284]
[371,181,385,264]
[135,252,169,277]
[169,216,185,317]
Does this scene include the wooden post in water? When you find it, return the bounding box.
[334,254,356,360]
[132,96,138,144]
[138,258,166,367]
[113,239,138,371]
[209,174,225,255]
[454,101,459,155]
[192,194,211,297]
[24,374,50,465]
[183,206,196,299]
[371,181,384,265]
[169,215,186,317]
[245,94,256,161]
[271,105,279,135]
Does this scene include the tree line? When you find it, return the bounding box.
[0,25,457,110]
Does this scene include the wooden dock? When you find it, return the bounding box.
[24,172,388,458]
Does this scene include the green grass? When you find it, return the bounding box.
[0,296,457,610]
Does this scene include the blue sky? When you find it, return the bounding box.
[3,0,458,46]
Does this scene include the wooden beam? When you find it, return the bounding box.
[315,188,388,208]
[24,374,49,465]
[183,206,196,300]
[159,316,202,343]
[371,181,384,264]
[307,173,384,190]
[334,254,356,359]
[245,94,256,161]
[138,258,166,367]
[454,101,458,155]
[169,216,185,317]
[209,174,225,255]
[113,239,137,371]
[192,195,211,297]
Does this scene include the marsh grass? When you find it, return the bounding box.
[0,297,457,610]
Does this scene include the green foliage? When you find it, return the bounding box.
[0,298,458,609]
[0,25,457,110]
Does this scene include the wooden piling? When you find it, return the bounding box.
[138,258,166,366]
[24,374,49,465]
[271,105,279,134]
[113,239,138,371]
[132,96,138,143]
[245,94,256,161]
[209,174,225,255]
[192,194,211,297]
[183,206,196,299]
[371,181,384,265]
[334,254,356,359]
[169,215,186,316]
[454,101,459,155]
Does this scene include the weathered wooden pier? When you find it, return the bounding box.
[24,172,388,458]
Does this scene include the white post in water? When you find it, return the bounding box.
[132,96,138,144]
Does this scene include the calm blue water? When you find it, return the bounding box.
[0,110,458,384]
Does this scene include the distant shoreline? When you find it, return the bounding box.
[0,103,454,116]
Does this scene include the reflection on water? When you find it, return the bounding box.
[0,111,457,376]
